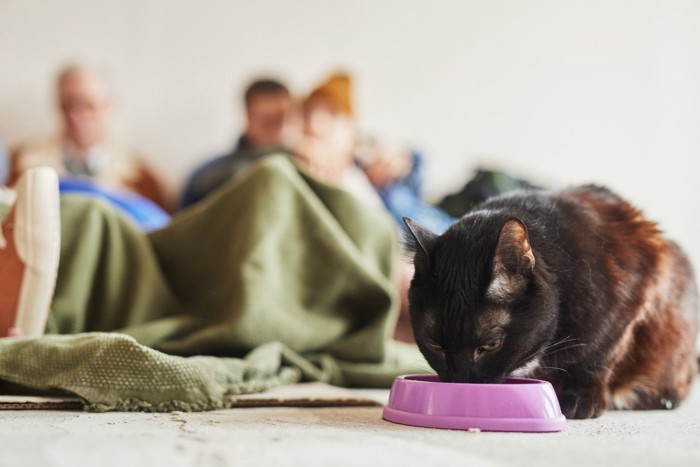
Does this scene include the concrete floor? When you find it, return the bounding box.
[1,380,699,467]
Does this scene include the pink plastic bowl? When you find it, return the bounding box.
[383,375,566,432]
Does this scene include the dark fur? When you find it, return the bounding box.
[404,185,699,419]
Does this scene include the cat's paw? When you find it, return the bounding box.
[559,389,607,419]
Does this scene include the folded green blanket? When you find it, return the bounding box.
[0,156,425,411]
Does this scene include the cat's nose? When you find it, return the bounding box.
[444,367,471,383]
[444,354,474,383]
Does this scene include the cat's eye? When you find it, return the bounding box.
[478,337,503,353]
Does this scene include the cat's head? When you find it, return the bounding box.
[404,213,558,383]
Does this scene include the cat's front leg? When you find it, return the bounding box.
[558,385,607,419]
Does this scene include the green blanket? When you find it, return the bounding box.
[0,156,425,411]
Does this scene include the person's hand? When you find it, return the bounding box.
[362,150,412,188]
[293,137,353,185]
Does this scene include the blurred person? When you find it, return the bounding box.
[298,73,413,190]
[9,64,169,211]
[296,72,454,235]
[179,78,301,208]
[294,73,378,205]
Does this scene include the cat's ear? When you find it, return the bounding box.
[403,217,438,270]
[488,219,535,300]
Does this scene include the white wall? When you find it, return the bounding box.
[1,0,699,270]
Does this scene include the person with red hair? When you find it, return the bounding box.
[296,72,454,234]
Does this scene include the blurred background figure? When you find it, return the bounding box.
[179,78,301,209]
[296,72,454,234]
[9,64,169,211]
[295,73,371,196]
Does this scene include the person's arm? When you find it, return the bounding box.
[130,159,171,213]
[361,150,413,189]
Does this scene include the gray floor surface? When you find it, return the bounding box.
[1,378,699,467]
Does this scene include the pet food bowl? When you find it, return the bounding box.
[383,375,566,432]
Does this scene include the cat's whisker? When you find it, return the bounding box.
[540,335,586,357]
[542,339,575,351]
[512,349,545,371]
[541,335,579,352]
[540,366,570,377]
[543,343,587,357]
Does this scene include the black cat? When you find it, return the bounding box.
[404,185,698,419]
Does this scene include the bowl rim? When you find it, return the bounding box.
[383,374,567,432]
[396,374,550,387]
